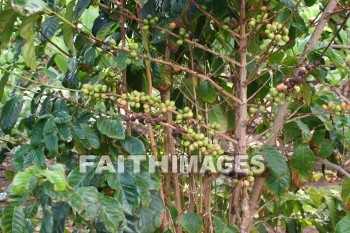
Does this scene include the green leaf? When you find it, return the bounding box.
[43,117,58,156]
[279,0,296,10]
[0,95,24,134]
[74,0,91,19]
[301,84,312,106]
[99,196,125,232]
[31,119,45,146]
[335,215,350,233]
[43,169,67,191]
[283,122,301,143]
[0,74,10,101]
[39,96,52,116]
[262,145,290,196]
[295,120,311,142]
[0,10,17,47]
[76,187,100,219]
[28,147,46,168]
[11,171,36,194]
[264,171,290,196]
[14,145,32,171]
[19,14,39,70]
[213,216,228,233]
[208,105,228,132]
[96,21,117,40]
[341,178,350,206]
[67,192,86,214]
[1,205,25,233]
[313,129,326,147]
[11,0,47,14]
[211,58,225,77]
[107,165,140,209]
[40,16,59,40]
[325,196,337,229]
[317,139,334,158]
[268,51,285,65]
[63,0,75,50]
[290,144,315,182]
[97,117,125,139]
[198,81,217,103]
[24,203,38,218]
[116,52,128,71]
[304,0,316,6]
[40,209,53,233]
[138,192,164,232]
[71,123,100,150]
[179,212,203,233]
[121,136,145,155]
[261,145,288,177]
[84,46,97,67]
[67,164,96,188]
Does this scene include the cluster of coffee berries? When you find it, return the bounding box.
[264,22,289,43]
[268,84,295,107]
[281,67,312,92]
[248,6,268,27]
[175,107,194,123]
[322,101,350,116]
[142,14,159,31]
[176,27,190,45]
[246,171,255,182]
[125,42,139,65]
[124,112,167,126]
[181,128,224,156]
[82,84,109,103]
[159,100,176,113]
[117,91,177,113]
[221,17,230,30]
[248,105,269,114]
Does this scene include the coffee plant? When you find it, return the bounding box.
[0,0,350,232]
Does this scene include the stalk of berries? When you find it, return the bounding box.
[142,14,159,31]
[117,91,176,113]
[125,42,139,66]
[264,21,290,43]
[82,84,113,103]
[322,101,350,116]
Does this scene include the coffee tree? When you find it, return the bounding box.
[1,0,350,232]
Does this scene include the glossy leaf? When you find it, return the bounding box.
[341,178,350,206]
[120,136,145,155]
[262,145,290,196]
[290,144,315,182]
[179,212,203,233]
[198,81,217,103]
[208,105,228,132]
[0,74,10,101]
[97,117,125,139]
[11,0,47,14]
[74,0,91,19]
[1,205,25,233]
[43,117,58,156]
[99,197,125,232]
[0,10,17,47]
[40,16,59,40]
[11,171,36,194]
[335,215,350,233]
[67,164,96,188]
[63,0,75,50]
[317,139,334,158]
[0,95,24,134]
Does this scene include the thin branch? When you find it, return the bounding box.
[317,158,350,178]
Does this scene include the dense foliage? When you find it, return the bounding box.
[0,0,350,232]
